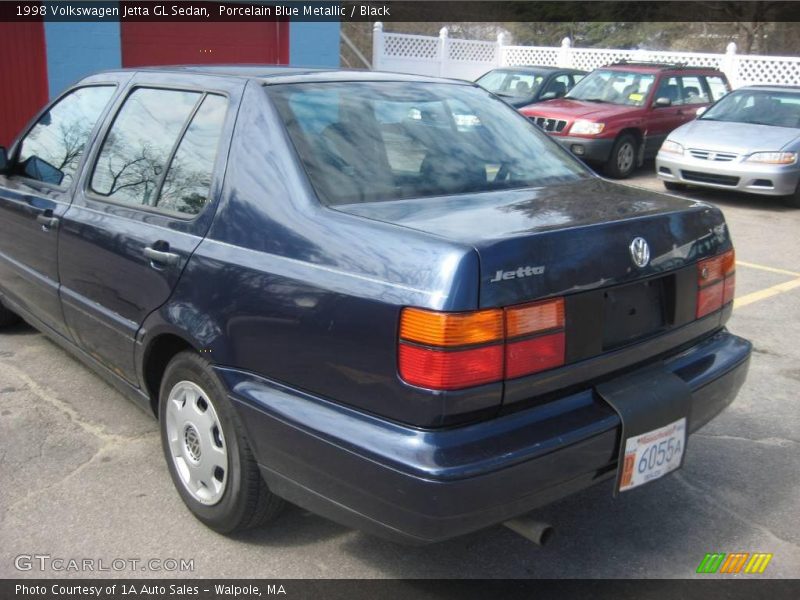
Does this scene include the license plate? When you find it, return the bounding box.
[618,417,686,492]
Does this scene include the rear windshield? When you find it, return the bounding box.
[266,81,588,205]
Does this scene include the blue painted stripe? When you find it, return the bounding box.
[44,21,122,98]
[289,21,340,68]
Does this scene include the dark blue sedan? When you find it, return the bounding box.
[0,67,750,544]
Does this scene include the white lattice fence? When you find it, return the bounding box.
[372,23,800,89]
[738,55,800,86]
[569,48,639,71]
[502,45,560,67]
[446,39,498,79]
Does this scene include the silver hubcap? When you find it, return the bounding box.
[617,142,635,172]
[165,381,228,505]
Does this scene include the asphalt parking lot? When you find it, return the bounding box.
[1,163,799,579]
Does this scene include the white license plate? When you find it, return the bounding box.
[618,417,686,492]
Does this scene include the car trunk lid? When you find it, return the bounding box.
[336,177,729,308]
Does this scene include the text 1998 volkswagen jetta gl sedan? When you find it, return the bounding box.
[0,67,751,544]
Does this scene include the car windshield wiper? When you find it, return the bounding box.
[574,97,607,103]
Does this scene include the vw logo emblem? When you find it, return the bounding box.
[629,237,650,268]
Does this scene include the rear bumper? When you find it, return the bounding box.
[220,329,751,544]
[656,152,800,196]
[554,136,615,163]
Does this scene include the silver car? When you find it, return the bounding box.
[656,85,800,206]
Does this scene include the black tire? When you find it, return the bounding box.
[663,181,688,192]
[159,351,284,533]
[0,303,21,328]
[604,133,638,179]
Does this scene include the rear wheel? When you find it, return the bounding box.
[604,134,638,179]
[159,351,284,533]
[663,181,688,192]
[0,303,20,328]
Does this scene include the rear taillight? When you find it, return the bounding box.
[697,249,735,319]
[505,298,565,379]
[398,298,565,391]
[398,308,504,390]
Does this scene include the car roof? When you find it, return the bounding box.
[98,65,472,86]
[736,84,800,93]
[602,61,723,74]
[483,66,584,73]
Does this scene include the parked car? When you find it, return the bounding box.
[475,66,586,108]
[521,62,731,178]
[657,85,800,206]
[0,67,750,544]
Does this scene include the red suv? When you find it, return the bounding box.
[520,62,731,178]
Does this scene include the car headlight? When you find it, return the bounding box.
[570,120,605,135]
[745,152,797,165]
[660,140,684,155]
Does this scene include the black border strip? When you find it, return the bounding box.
[3,1,800,23]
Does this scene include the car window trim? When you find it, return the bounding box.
[6,83,120,194]
[84,84,231,222]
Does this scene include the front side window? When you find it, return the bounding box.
[543,74,571,98]
[267,81,588,206]
[17,86,115,187]
[654,76,682,106]
[91,88,203,208]
[566,70,655,106]
[477,70,545,100]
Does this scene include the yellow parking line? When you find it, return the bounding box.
[734,276,800,309]
[737,261,800,278]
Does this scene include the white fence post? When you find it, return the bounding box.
[438,27,449,77]
[497,32,507,67]
[372,22,383,71]
[722,41,739,88]
[558,37,572,68]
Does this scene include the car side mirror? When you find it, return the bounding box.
[695,106,707,116]
[540,91,557,100]
[654,97,672,108]
[21,156,64,186]
[0,147,8,174]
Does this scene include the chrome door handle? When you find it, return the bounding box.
[36,213,59,229]
[143,246,180,266]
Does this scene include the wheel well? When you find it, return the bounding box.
[618,128,643,146]
[143,334,193,417]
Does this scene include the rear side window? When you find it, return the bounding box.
[17,86,115,187]
[157,95,227,216]
[679,76,710,104]
[90,88,228,216]
[705,76,729,102]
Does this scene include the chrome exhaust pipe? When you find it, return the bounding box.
[503,515,554,546]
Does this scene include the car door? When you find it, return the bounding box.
[0,80,122,337]
[645,75,689,157]
[58,73,242,383]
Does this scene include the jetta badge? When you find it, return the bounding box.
[629,237,650,268]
